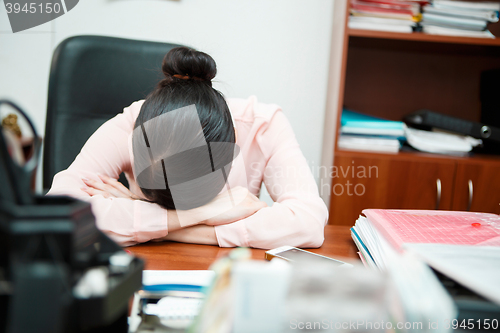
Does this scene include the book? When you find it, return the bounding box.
[341,109,406,137]
[358,0,428,7]
[348,21,415,32]
[361,0,430,4]
[349,16,416,32]
[351,0,421,16]
[337,134,401,153]
[363,209,500,250]
[349,15,418,26]
[350,0,422,21]
[421,24,495,37]
[423,5,499,22]
[351,209,500,305]
[351,9,420,21]
[432,0,500,11]
[419,1,499,37]
[422,12,488,31]
[339,110,405,153]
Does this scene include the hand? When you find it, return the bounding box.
[161,225,218,245]
[200,186,267,226]
[81,175,140,199]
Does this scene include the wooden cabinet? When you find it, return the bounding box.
[452,158,500,214]
[327,0,500,225]
[329,150,456,225]
[329,151,500,225]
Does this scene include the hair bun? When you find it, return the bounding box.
[161,47,217,86]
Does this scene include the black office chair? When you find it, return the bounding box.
[43,35,182,189]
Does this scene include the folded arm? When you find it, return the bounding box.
[214,111,328,249]
[47,101,264,246]
[46,102,174,246]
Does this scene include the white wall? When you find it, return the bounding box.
[0,0,335,197]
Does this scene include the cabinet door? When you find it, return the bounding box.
[451,160,500,214]
[328,152,456,226]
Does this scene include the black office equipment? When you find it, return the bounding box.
[43,36,182,189]
[0,100,41,206]
[404,109,500,144]
[1,100,143,333]
[480,68,500,129]
[433,270,500,326]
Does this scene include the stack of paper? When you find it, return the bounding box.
[421,0,500,38]
[338,109,405,153]
[338,135,402,153]
[349,15,418,33]
[129,270,215,332]
[351,209,500,306]
[405,127,482,155]
[405,244,500,305]
[348,0,426,33]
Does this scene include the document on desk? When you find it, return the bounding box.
[352,210,500,276]
[405,244,500,306]
[363,209,500,250]
[351,216,399,271]
[129,270,216,332]
[142,270,215,288]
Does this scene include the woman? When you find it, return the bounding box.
[48,47,327,249]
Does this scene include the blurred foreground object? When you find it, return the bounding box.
[1,114,21,138]
[0,100,143,333]
[186,247,455,333]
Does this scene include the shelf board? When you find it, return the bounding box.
[348,28,500,47]
[335,148,500,164]
[335,148,458,162]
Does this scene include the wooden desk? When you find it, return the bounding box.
[127,225,359,270]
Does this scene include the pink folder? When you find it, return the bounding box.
[362,209,500,250]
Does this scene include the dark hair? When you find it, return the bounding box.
[132,47,236,210]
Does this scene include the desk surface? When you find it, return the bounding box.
[127,225,359,270]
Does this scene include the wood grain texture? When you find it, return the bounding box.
[329,150,456,225]
[329,3,500,223]
[452,159,500,214]
[126,225,359,270]
[334,1,500,153]
[348,28,500,46]
[329,151,500,225]
[343,39,500,124]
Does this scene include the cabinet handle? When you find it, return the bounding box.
[435,178,441,210]
[467,180,473,211]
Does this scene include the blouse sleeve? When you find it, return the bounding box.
[214,111,328,249]
[46,101,169,246]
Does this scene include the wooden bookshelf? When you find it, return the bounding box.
[348,28,500,46]
[327,0,500,226]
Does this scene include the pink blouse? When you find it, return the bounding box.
[47,96,328,249]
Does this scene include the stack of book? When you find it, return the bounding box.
[421,0,500,38]
[351,209,500,307]
[348,0,428,33]
[338,109,405,153]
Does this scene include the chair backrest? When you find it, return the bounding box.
[43,35,181,189]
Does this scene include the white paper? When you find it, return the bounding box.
[338,135,400,153]
[405,243,500,306]
[142,270,215,287]
[405,127,482,154]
